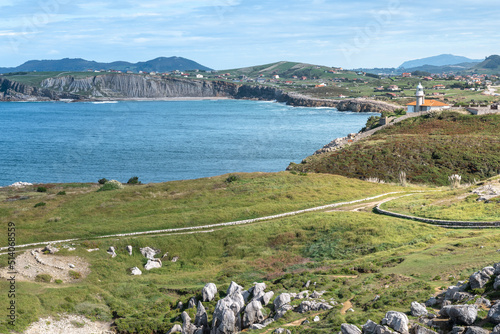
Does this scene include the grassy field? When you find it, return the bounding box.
[2,172,500,333]
[1,71,96,86]
[0,172,407,247]
[289,112,500,186]
[380,182,500,221]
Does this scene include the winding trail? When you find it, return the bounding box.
[0,192,403,252]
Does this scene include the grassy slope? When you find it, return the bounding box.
[0,172,406,247]
[381,181,500,221]
[2,174,500,333]
[289,112,500,186]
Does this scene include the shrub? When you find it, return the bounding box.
[225,175,241,183]
[34,202,46,208]
[97,180,123,192]
[74,302,111,321]
[37,186,47,193]
[35,274,52,283]
[57,191,66,195]
[98,178,108,185]
[69,270,82,279]
[127,176,141,184]
[55,279,63,284]
[449,174,462,189]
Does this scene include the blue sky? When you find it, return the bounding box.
[0,0,498,69]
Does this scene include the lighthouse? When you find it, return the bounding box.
[415,82,425,112]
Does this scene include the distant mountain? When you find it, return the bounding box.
[398,54,482,69]
[471,55,500,73]
[0,57,212,74]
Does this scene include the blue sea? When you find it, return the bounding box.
[0,99,376,186]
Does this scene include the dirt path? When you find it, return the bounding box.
[340,299,353,315]
[0,192,405,252]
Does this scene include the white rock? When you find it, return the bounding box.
[202,283,217,302]
[130,267,142,275]
[144,259,162,270]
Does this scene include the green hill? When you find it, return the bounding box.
[470,55,500,74]
[288,111,500,186]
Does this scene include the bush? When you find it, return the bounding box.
[98,178,108,185]
[127,176,141,184]
[69,270,82,279]
[35,274,52,283]
[55,279,63,284]
[97,180,123,192]
[34,202,46,208]
[37,186,47,193]
[57,191,66,196]
[225,175,241,183]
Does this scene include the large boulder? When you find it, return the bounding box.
[341,324,362,334]
[274,293,291,310]
[381,311,409,334]
[168,324,182,333]
[274,329,291,334]
[469,267,494,290]
[494,276,500,290]
[262,291,274,306]
[441,305,477,325]
[488,303,500,324]
[202,283,218,302]
[140,246,160,259]
[144,259,162,270]
[182,311,198,334]
[411,301,428,317]
[492,324,500,334]
[242,300,264,328]
[362,320,395,334]
[212,307,236,334]
[274,304,294,320]
[251,282,267,302]
[295,300,333,313]
[464,327,490,334]
[195,301,208,329]
[211,287,245,333]
[410,325,438,334]
[187,297,197,309]
[227,281,243,295]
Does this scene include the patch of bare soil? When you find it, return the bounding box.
[0,248,90,283]
[22,314,112,334]
[340,299,353,315]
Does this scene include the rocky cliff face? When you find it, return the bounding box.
[2,73,400,114]
[0,77,81,101]
[41,74,240,98]
[281,92,400,113]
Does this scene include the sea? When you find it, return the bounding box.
[0,99,377,186]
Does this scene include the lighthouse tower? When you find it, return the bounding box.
[415,82,425,112]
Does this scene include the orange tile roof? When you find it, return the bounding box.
[407,100,449,107]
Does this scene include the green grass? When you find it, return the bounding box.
[289,112,500,186]
[381,188,500,221]
[0,172,408,246]
[3,172,500,333]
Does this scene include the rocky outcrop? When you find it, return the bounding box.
[0,77,82,101]
[203,283,218,302]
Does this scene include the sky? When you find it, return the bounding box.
[0,0,498,70]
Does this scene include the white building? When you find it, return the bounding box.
[407,83,450,112]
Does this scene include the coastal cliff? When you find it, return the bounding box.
[0,77,82,101]
[2,73,399,113]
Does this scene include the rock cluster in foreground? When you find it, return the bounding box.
[342,262,500,334]
[167,281,336,334]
